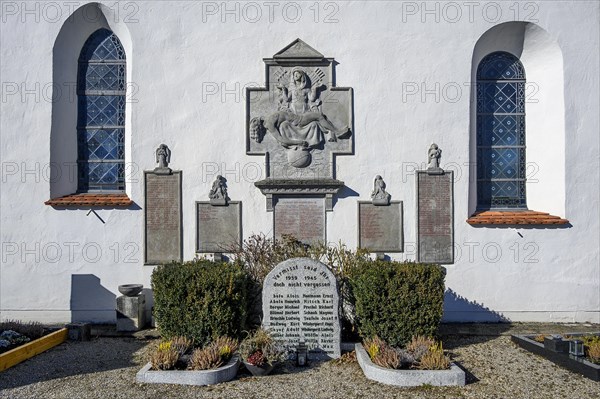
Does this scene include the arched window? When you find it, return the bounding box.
[77,28,126,192]
[476,51,526,209]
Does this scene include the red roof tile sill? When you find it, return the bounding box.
[467,210,569,226]
[45,193,133,207]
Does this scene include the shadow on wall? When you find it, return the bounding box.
[443,288,510,323]
[70,274,116,323]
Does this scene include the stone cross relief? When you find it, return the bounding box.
[246,39,354,181]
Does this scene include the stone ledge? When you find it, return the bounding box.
[355,343,466,387]
[254,178,345,192]
[467,210,569,226]
[136,355,240,386]
[254,178,345,212]
[45,193,133,207]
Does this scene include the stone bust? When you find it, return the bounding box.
[371,175,391,206]
[154,144,172,174]
[209,175,229,206]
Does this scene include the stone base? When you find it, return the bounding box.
[153,167,172,175]
[426,167,444,175]
[355,343,466,387]
[116,294,146,332]
[136,355,240,386]
[66,322,91,341]
[544,336,569,353]
[209,198,228,206]
[372,195,391,206]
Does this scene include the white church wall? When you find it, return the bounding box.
[0,1,598,324]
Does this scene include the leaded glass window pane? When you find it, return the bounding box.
[77,28,126,192]
[476,51,526,209]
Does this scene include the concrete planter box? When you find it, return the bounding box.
[355,343,466,387]
[136,354,240,386]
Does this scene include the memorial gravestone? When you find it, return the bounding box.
[262,257,341,360]
[144,144,183,264]
[196,176,242,255]
[416,144,454,263]
[358,176,403,254]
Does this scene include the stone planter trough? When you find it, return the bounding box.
[355,343,466,387]
[136,354,240,386]
[511,333,600,381]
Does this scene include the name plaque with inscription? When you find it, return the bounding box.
[144,171,182,264]
[358,201,404,253]
[273,197,325,244]
[196,202,242,253]
[262,258,340,360]
[416,171,454,263]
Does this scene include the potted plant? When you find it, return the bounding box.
[239,329,287,376]
[355,335,466,386]
[137,336,241,386]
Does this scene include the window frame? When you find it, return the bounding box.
[476,51,527,210]
[76,28,126,193]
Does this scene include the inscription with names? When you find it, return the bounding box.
[273,197,325,244]
[358,202,403,252]
[196,202,242,253]
[144,171,182,264]
[262,258,340,359]
[417,171,454,263]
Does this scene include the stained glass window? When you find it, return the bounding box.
[77,28,126,192]
[476,51,526,209]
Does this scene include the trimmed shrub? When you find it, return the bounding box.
[151,260,249,346]
[349,260,445,347]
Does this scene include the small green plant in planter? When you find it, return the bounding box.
[148,336,239,371]
[189,336,239,370]
[239,329,287,376]
[362,335,450,370]
[533,334,546,343]
[0,320,46,354]
[582,335,600,364]
[149,341,180,371]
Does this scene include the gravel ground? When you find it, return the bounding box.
[1,325,599,399]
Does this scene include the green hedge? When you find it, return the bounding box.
[349,260,445,347]
[151,260,249,346]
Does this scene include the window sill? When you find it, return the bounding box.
[467,210,569,226]
[45,193,133,208]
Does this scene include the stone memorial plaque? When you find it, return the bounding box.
[263,257,340,359]
[358,201,404,252]
[416,171,454,263]
[196,202,242,253]
[144,171,182,264]
[273,197,325,244]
